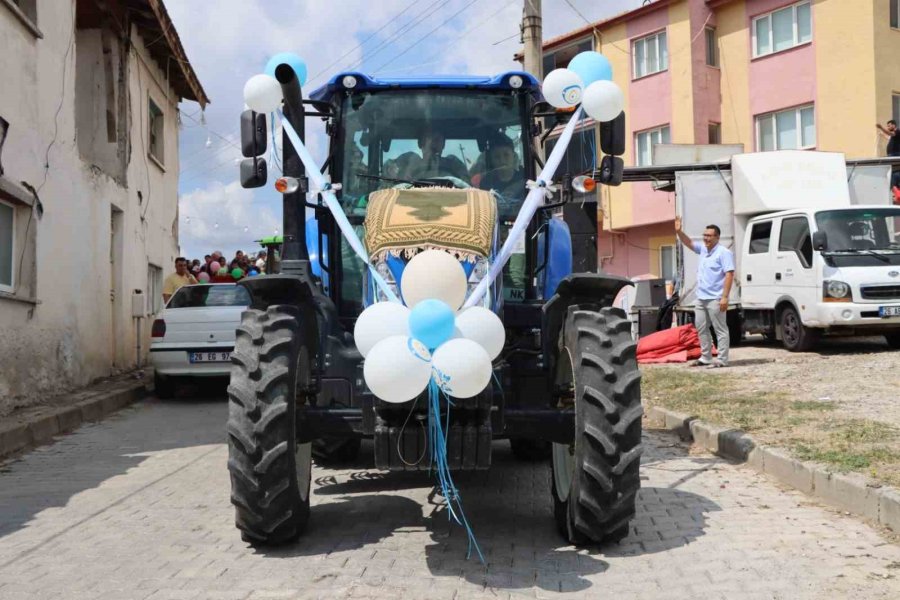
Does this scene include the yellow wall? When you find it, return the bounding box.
[815,0,878,157]
[716,0,751,147]
[598,22,634,230]
[874,0,900,157]
[648,235,676,276]
[668,0,695,143]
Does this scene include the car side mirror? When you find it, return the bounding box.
[813,230,827,251]
[241,110,267,158]
[240,157,267,189]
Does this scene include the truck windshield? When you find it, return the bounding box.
[168,285,251,309]
[339,90,527,221]
[815,208,900,266]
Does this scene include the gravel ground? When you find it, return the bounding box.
[669,335,900,428]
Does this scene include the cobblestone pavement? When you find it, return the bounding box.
[1,394,900,599]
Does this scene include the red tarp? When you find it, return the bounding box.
[637,324,716,364]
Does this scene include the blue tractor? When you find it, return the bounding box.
[229,64,641,546]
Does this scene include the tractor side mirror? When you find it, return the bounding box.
[597,155,624,187]
[240,157,267,189]
[241,110,267,158]
[813,230,828,251]
[600,112,626,156]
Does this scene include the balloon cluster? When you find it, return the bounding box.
[355,250,505,404]
[242,53,308,113]
[541,51,624,122]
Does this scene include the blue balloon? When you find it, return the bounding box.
[408,299,455,350]
[248,269,259,276]
[567,51,613,86]
[264,53,308,86]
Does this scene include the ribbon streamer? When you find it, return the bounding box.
[464,106,585,308]
[278,111,399,303]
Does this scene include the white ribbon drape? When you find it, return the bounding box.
[278,111,399,303]
[463,107,585,308]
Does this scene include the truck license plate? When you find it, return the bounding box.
[189,351,231,363]
[880,306,900,318]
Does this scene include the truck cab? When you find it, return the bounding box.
[741,205,900,350]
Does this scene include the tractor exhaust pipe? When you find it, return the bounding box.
[274,63,312,279]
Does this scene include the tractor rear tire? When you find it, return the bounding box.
[551,307,643,545]
[227,305,313,546]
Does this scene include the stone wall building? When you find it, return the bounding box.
[0,0,208,414]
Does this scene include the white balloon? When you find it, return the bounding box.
[400,250,468,310]
[243,74,283,113]
[541,68,584,109]
[364,336,432,403]
[455,307,505,360]
[581,80,624,122]
[432,338,492,399]
[354,301,410,357]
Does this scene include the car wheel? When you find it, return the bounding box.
[780,306,819,352]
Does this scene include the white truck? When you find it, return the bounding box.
[671,150,900,351]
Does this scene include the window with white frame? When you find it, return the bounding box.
[0,199,14,292]
[148,97,164,165]
[659,245,675,281]
[892,0,899,29]
[147,263,163,314]
[756,105,815,151]
[752,1,811,58]
[633,30,668,79]
[635,125,670,166]
[705,27,718,67]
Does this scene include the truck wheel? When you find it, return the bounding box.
[227,305,313,545]
[727,310,743,347]
[780,306,819,352]
[885,334,900,350]
[551,307,642,545]
[509,438,551,461]
[154,373,175,399]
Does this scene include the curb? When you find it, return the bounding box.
[646,406,900,533]
[0,379,149,460]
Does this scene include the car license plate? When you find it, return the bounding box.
[189,351,232,363]
[880,306,900,318]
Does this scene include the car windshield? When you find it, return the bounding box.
[815,208,900,266]
[168,285,251,308]
[339,90,527,221]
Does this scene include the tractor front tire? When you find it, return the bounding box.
[551,307,643,545]
[227,305,313,546]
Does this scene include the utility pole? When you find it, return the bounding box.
[522,0,543,80]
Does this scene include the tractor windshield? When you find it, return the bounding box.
[339,90,528,222]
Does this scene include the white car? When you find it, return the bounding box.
[149,283,250,398]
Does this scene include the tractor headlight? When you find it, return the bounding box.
[342,75,358,89]
[823,280,851,302]
[508,75,524,89]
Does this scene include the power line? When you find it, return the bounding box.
[305,0,424,87]
[373,0,482,72]
[341,0,451,73]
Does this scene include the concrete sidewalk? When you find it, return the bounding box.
[0,371,149,459]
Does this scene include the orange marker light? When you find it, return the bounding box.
[274,177,299,194]
[572,175,596,194]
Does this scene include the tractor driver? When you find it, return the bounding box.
[478,135,525,219]
[412,127,468,181]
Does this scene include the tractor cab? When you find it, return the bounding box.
[309,72,543,317]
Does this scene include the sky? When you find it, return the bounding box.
[167,0,642,261]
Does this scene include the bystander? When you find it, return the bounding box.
[675,217,735,367]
